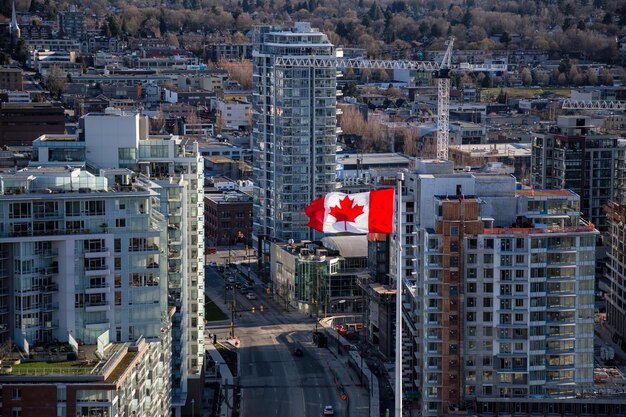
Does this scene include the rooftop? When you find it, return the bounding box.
[337,152,412,166]
[449,143,531,157]
[517,189,576,197]
[321,235,367,258]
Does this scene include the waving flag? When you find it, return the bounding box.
[305,188,395,234]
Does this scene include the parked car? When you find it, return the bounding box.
[323,405,334,415]
[246,293,257,300]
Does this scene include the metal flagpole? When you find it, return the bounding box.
[395,172,404,417]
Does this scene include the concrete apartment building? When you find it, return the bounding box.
[29,110,205,417]
[0,164,173,416]
[396,160,596,417]
[531,115,625,231]
[252,22,338,245]
[59,5,85,40]
[214,99,252,131]
[605,201,626,348]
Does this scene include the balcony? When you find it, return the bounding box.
[85,284,110,295]
[85,302,110,313]
[85,267,110,277]
[84,248,110,258]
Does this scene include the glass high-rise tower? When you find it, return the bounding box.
[252,22,338,244]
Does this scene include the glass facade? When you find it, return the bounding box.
[252,23,337,243]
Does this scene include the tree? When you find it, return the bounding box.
[46,66,67,99]
[585,69,598,85]
[499,31,511,46]
[520,68,532,86]
[219,59,252,90]
[151,110,166,134]
[598,68,613,86]
[107,15,121,38]
[12,38,29,64]
[367,1,384,20]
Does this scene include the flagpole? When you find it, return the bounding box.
[395,171,404,417]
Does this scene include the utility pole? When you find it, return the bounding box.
[230,283,236,338]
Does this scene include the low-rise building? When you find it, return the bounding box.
[0,102,65,147]
[0,332,172,417]
[0,66,23,91]
[214,99,252,131]
[204,190,252,246]
[270,237,368,316]
[448,143,532,180]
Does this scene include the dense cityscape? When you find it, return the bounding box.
[0,0,626,416]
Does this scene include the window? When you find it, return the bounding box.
[118,147,136,160]
[57,386,66,402]
[484,283,493,293]
[483,254,493,264]
[483,312,492,322]
[515,313,524,322]
[116,218,126,228]
[483,298,492,307]
[467,283,476,293]
[11,408,21,417]
[9,203,30,219]
[12,388,21,400]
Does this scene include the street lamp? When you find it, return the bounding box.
[191,398,195,417]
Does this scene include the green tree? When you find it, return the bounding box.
[367,1,384,20]
[499,31,511,45]
[12,38,29,64]
[107,16,121,38]
[496,88,507,104]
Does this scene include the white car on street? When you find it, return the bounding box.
[246,292,257,300]
[323,405,334,415]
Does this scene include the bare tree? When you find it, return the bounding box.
[219,59,253,90]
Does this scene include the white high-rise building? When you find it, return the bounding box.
[30,109,205,416]
[394,160,596,416]
[252,22,338,244]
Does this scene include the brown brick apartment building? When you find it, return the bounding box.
[0,67,23,91]
[204,191,252,246]
[0,102,65,147]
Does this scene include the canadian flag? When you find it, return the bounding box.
[305,188,395,234]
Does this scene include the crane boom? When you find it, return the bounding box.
[265,38,454,161]
[272,56,440,71]
[562,99,626,110]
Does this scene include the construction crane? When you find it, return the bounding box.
[433,38,454,160]
[562,99,626,110]
[273,38,455,160]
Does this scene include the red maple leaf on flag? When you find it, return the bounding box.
[329,195,365,231]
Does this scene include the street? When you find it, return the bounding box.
[204,261,370,417]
